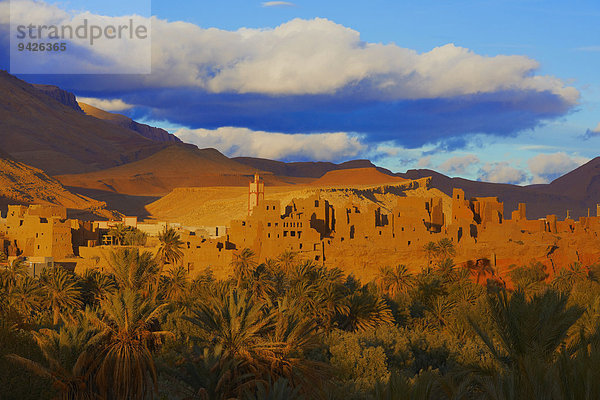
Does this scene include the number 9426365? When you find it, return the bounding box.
[17,42,67,52]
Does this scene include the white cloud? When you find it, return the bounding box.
[6,1,151,74]
[77,97,134,112]
[175,127,366,161]
[4,1,579,103]
[262,1,296,7]
[147,18,579,101]
[438,154,480,175]
[417,156,432,168]
[528,152,589,184]
[478,162,527,184]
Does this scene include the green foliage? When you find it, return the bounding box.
[157,227,184,265]
[2,249,600,399]
[328,330,391,391]
[508,262,548,293]
[0,324,53,400]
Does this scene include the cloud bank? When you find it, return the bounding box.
[478,162,527,184]
[439,155,480,175]
[175,127,366,161]
[0,0,580,149]
[528,152,589,184]
[77,97,134,112]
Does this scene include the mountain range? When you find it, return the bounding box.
[0,71,598,220]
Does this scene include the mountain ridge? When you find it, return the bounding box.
[79,102,182,144]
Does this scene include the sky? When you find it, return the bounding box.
[1,0,599,184]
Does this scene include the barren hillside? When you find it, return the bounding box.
[0,154,109,215]
[56,144,304,196]
[145,177,448,227]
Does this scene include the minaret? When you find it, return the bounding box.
[597,204,600,218]
[248,173,264,215]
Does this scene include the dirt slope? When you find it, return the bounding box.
[311,167,409,187]
[56,144,298,196]
[233,157,389,178]
[0,71,166,175]
[0,154,107,213]
[145,179,437,227]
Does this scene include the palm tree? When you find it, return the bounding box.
[423,242,439,267]
[40,266,83,325]
[1,256,28,287]
[107,224,128,246]
[6,276,43,322]
[81,269,117,306]
[264,297,327,390]
[231,248,258,288]
[436,238,456,261]
[466,258,495,284]
[93,288,171,400]
[0,250,7,265]
[157,227,184,266]
[245,378,304,400]
[186,287,273,363]
[7,312,104,400]
[170,345,253,400]
[339,291,394,332]
[277,250,297,274]
[426,296,458,329]
[552,262,588,292]
[245,263,277,304]
[468,288,584,367]
[377,265,415,297]
[373,372,436,400]
[123,229,148,246]
[161,265,190,303]
[108,248,160,296]
[311,282,349,332]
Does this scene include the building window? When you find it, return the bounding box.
[267,222,271,227]
[290,231,295,237]
[283,231,288,237]
[315,200,319,207]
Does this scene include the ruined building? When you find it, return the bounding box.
[4,204,73,260]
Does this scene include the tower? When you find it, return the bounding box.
[597,204,600,218]
[248,173,264,215]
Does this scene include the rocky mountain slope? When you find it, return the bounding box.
[79,102,181,144]
[56,144,300,196]
[0,152,109,215]
[0,71,166,175]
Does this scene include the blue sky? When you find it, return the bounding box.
[1,0,599,184]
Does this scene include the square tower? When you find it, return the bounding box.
[248,173,265,215]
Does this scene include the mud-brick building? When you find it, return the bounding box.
[229,177,333,261]
[5,204,73,259]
